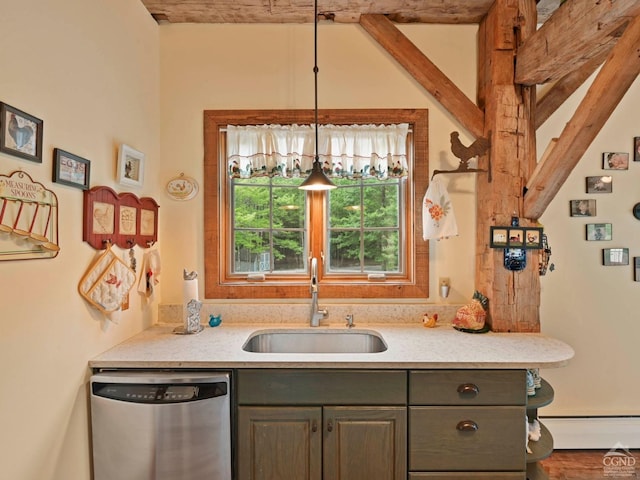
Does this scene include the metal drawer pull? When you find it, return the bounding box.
[456,420,479,432]
[457,383,480,396]
[327,420,333,432]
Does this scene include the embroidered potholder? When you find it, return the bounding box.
[78,244,136,314]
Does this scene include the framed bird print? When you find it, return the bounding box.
[0,102,43,163]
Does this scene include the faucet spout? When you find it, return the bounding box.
[310,257,327,327]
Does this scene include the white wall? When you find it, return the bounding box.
[0,1,161,479]
[538,72,640,417]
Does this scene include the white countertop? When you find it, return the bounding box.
[89,323,574,369]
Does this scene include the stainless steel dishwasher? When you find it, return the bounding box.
[90,371,231,480]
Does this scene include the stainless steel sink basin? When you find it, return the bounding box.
[242,329,387,354]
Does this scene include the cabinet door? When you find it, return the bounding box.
[237,406,322,480]
[323,406,407,480]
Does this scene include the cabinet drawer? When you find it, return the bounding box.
[409,473,525,479]
[237,369,407,405]
[409,370,526,405]
[409,406,526,471]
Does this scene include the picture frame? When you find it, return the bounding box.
[0,102,43,163]
[586,176,612,193]
[602,152,629,170]
[603,248,629,266]
[586,223,612,241]
[490,226,543,249]
[634,137,640,162]
[570,199,596,217]
[634,257,640,282]
[117,144,145,188]
[53,148,90,190]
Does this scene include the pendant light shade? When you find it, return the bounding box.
[299,159,337,190]
[298,0,336,191]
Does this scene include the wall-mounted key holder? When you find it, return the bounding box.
[83,186,158,250]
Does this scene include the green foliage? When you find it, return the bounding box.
[231,177,402,273]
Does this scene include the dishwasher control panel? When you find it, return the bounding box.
[92,381,227,404]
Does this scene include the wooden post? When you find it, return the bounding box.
[476,0,540,332]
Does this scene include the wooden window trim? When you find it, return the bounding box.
[203,109,429,299]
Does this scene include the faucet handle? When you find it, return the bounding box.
[345,314,355,328]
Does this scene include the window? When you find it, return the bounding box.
[204,109,429,299]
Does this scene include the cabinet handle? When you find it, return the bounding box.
[327,420,333,432]
[457,383,480,396]
[456,420,479,432]
[312,421,318,433]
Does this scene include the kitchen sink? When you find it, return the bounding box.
[242,329,387,354]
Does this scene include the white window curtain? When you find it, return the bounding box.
[227,123,409,180]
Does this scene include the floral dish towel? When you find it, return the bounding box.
[422,175,458,240]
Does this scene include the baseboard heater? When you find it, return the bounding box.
[541,416,640,449]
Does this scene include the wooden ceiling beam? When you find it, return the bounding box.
[359,14,484,138]
[535,46,611,129]
[515,0,640,85]
[524,13,640,219]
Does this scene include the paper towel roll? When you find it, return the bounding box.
[183,277,198,328]
[183,277,198,304]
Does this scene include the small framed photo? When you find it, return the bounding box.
[53,148,90,190]
[0,102,43,163]
[603,152,629,170]
[634,137,640,162]
[117,144,145,188]
[603,248,629,266]
[634,257,640,282]
[586,176,612,193]
[490,227,508,247]
[508,228,524,247]
[586,223,612,241]
[570,199,596,217]
[524,228,543,249]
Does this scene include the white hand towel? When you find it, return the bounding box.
[422,176,458,240]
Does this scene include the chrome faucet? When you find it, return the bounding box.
[310,257,328,327]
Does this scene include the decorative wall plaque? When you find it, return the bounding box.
[83,186,158,249]
[0,170,59,260]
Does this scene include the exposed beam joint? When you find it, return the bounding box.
[515,0,640,85]
[524,13,640,219]
[360,14,484,138]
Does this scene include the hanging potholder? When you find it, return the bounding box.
[78,244,136,314]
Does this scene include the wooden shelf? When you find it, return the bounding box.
[527,421,554,463]
[527,378,554,410]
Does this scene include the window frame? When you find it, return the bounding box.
[204,109,429,299]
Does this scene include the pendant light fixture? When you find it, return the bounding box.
[299,0,336,191]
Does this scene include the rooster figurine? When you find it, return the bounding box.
[431,131,491,181]
[450,131,490,167]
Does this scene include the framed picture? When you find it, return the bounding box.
[53,148,90,190]
[490,226,543,249]
[524,228,543,249]
[586,176,612,193]
[635,258,640,282]
[586,223,612,241]
[603,248,629,266]
[634,137,640,162]
[117,144,145,188]
[0,102,43,163]
[570,199,596,217]
[603,152,629,170]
